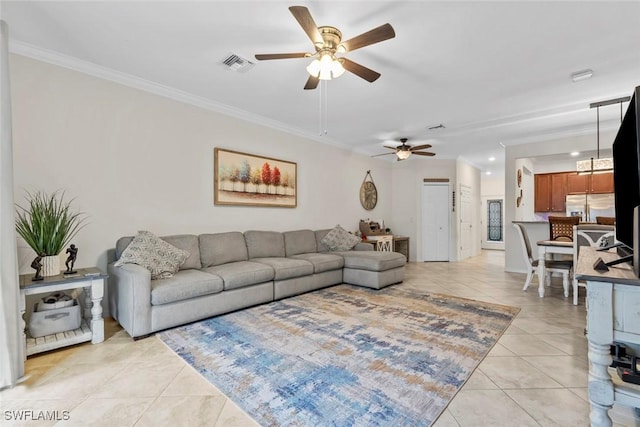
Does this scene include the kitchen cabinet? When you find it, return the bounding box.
[566,173,589,194]
[534,173,567,212]
[590,172,615,193]
[534,174,551,212]
[566,172,614,194]
[536,171,614,213]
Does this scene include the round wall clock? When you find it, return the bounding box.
[360,171,378,210]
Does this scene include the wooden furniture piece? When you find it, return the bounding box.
[535,173,568,212]
[19,267,106,357]
[535,238,574,298]
[575,247,640,427]
[549,215,580,241]
[393,236,410,261]
[536,171,614,212]
[513,224,572,298]
[572,225,615,305]
[596,216,616,226]
[375,235,393,252]
[364,236,410,261]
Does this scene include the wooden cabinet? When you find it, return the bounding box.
[591,172,614,193]
[536,171,614,213]
[534,174,551,212]
[566,173,589,194]
[550,173,567,212]
[534,173,567,212]
[566,172,614,194]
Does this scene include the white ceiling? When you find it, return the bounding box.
[3,1,640,174]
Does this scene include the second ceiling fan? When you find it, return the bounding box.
[255,6,395,90]
[373,138,436,161]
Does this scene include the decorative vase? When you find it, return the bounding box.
[41,255,60,277]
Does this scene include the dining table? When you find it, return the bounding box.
[536,239,574,297]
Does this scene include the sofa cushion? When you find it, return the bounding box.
[150,269,223,305]
[284,229,317,256]
[203,261,275,291]
[335,251,406,272]
[114,230,190,279]
[321,225,361,251]
[251,257,313,280]
[200,232,248,267]
[245,230,285,258]
[290,253,344,274]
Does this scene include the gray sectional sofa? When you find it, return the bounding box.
[108,229,406,339]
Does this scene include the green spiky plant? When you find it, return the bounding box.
[15,191,87,256]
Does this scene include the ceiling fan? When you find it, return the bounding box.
[373,138,436,161]
[254,6,395,90]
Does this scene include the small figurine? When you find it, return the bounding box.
[64,244,78,274]
[31,252,45,281]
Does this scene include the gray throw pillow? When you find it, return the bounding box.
[114,230,190,279]
[320,225,361,251]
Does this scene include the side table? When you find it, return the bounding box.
[19,267,107,357]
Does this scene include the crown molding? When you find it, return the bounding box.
[8,40,348,150]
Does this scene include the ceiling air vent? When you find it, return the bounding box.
[222,53,255,73]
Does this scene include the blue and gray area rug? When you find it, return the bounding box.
[159,285,519,426]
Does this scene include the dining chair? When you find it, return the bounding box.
[595,216,616,226]
[513,223,573,297]
[549,216,581,241]
[376,235,393,252]
[572,224,615,305]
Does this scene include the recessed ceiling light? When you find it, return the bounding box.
[571,69,593,82]
[570,151,580,157]
[488,157,495,161]
[485,171,492,176]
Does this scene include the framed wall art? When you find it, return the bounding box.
[214,148,297,208]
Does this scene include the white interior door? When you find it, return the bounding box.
[460,184,472,260]
[421,183,450,261]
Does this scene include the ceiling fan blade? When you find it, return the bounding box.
[289,6,323,46]
[339,23,395,52]
[340,58,381,82]
[412,151,436,157]
[255,53,309,61]
[304,75,320,90]
[372,152,395,157]
[409,144,433,151]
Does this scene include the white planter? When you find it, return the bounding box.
[41,255,60,277]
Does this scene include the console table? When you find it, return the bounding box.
[576,247,640,426]
[364,236,410,261]
[19,267,107,357]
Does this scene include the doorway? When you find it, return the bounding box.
[481,197,505,250]
[459,184,473,260]
[421,183,450,261]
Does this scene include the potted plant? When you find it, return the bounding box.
[15,190,87,277]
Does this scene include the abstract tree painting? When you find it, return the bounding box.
[214,148,297,207]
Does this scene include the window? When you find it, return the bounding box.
[487,199,503,242]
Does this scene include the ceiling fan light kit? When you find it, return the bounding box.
[254,6,395,89]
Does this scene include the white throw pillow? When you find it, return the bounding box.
[321,225,361,251]
[114,230,189,279]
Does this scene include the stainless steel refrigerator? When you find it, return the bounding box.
[565,193,615,222]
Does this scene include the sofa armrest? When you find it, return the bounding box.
[354,242,374,251]
[107,263,153,338]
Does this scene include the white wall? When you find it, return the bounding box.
[505,131,616,272]
[10,54,393,275]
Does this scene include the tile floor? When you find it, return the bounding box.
[2,250,639,426]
